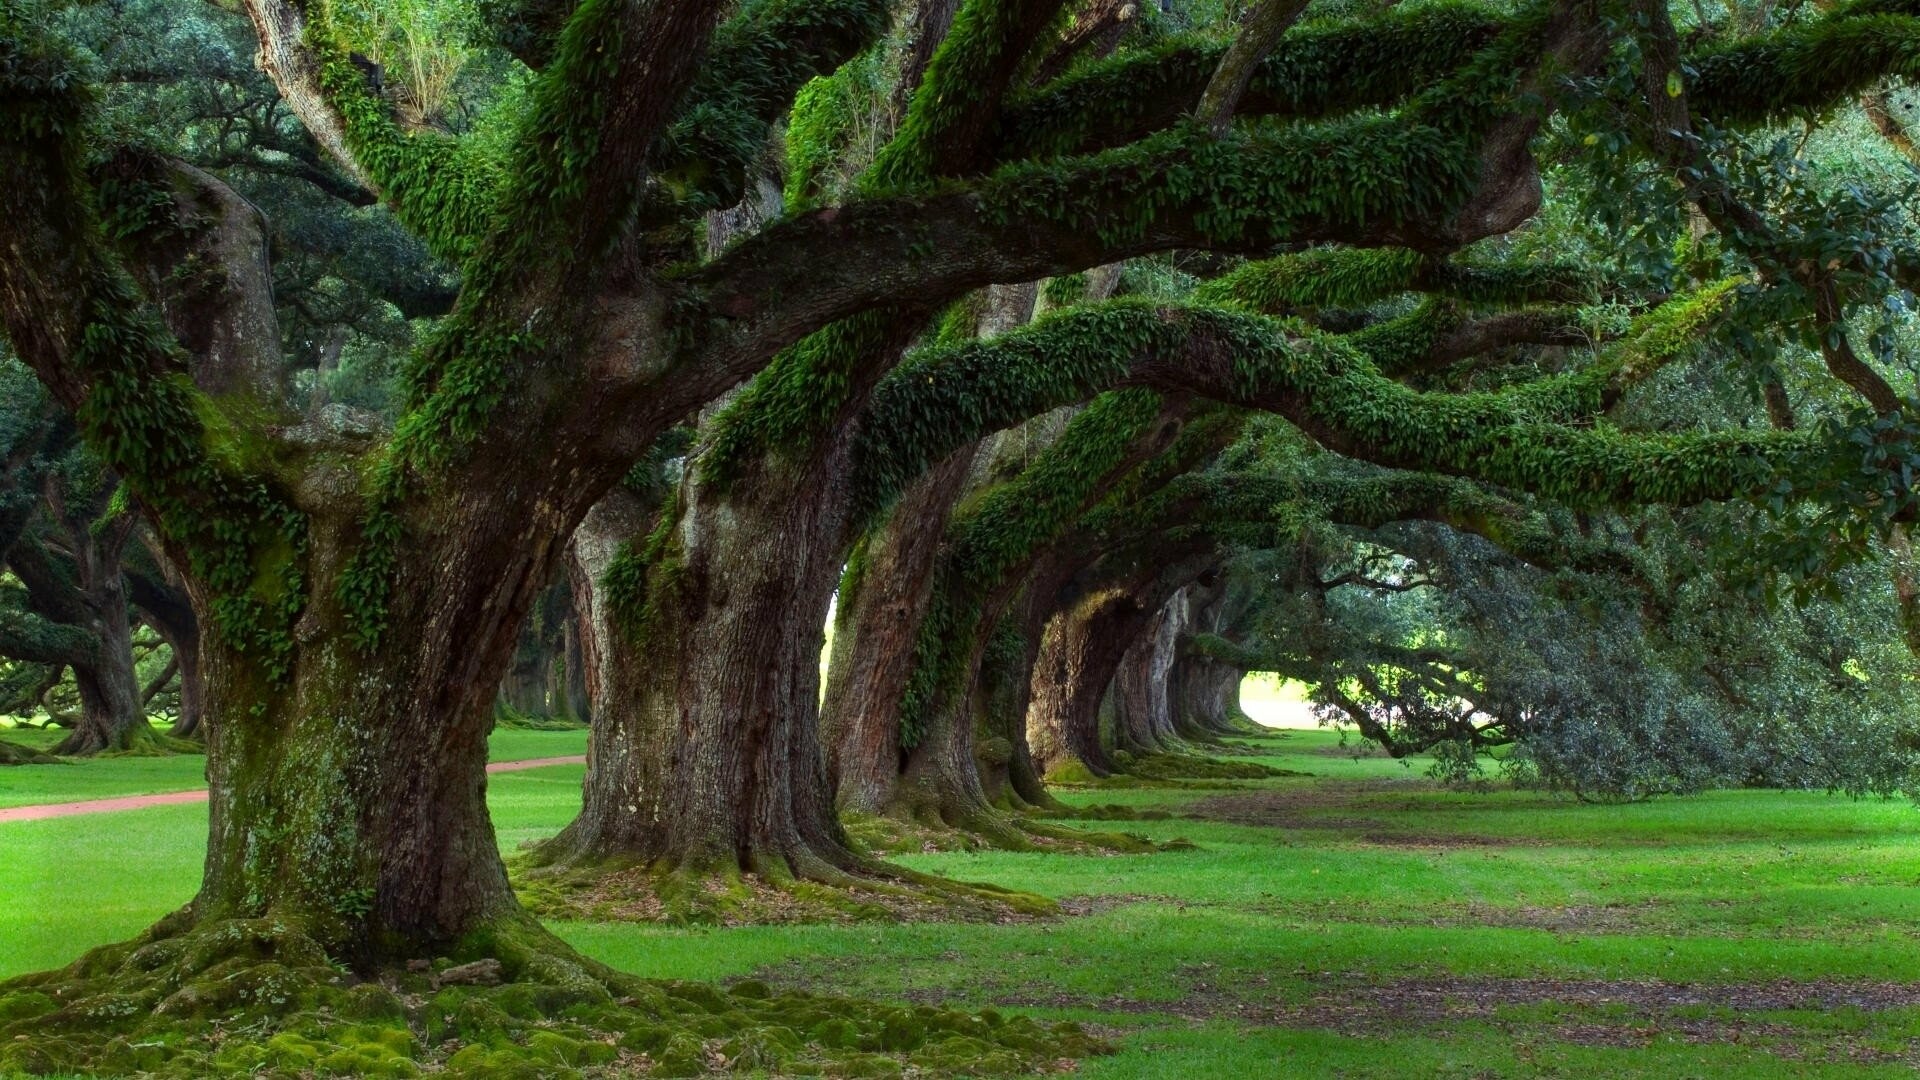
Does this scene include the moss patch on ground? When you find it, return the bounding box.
[0,914,1102,1078]
[512,858,1062,928]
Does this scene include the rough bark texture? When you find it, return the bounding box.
[1173,654,1246,736]
[183,476,614,964]
[1027,549,1217,778]
[823,446,978,814]
[1107,592,1184,756]
[8,506,152,756]
[970,610,1054,809]
[823,284,1041,820]
[1168,577,1250,737]
[544,434,873,880]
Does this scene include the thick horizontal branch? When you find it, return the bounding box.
[992,0,1914,167]
[1345,301,1597,376]
[849,285,1803,519]
[1687,2,1920,126]
[689,114,1541,377]
[1195,247,1602,313]
[689,0,1614,378]
[991,2,1508,162]
[0,601,96,667]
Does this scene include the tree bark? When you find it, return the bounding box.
[1107,593,1184,756]
[9,505,153,756]
[1168,578,1251,737]
[1027,548,1217,778]
[128,544,204,739]
[821,284,1045,826]
[1171,652,1246,737]
[176,481,599,966]
[823,446,978,814]
[544,442,868,880]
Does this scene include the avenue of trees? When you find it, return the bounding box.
[2,0,1920,1073]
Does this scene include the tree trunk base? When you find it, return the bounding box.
[846,798,1172,859]
[512,851,1059,926]
[49,719,197,758]
[0,739,61,766]
[0,907,1105,1077]
[1051,749,1296,786]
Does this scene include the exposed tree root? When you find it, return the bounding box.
[842,800,1177,859]
[1027,802,1176,823]
[1046,751,1303,788]
[0,738,61,765]
[513,855,1059,927]
[1114,750,1299,780]
[0,910,1104,1077]
[50,725,202,758]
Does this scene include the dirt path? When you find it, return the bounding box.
[0,755,586,824]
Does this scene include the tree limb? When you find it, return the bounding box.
[1194,0,1316,136]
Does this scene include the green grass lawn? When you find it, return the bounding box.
[4,726,1919,1077]
[0,724,586,809]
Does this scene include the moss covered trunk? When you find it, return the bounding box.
[1168,577,1251,737]
[1172,654,1247,737]
[1028,600,1121,779]
[1028,552,1215,778]
[1107,598,1182,757]
[823,449,977,815]
[179,472,604,967]
[194,623,515,962]
[56,596,145,756]
[19,514,159,757]
[970,610,1055,809]
[543,451,864,880]
[1112,587,1208,753]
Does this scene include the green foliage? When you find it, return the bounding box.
[855,282,1775,524]
[699,311,897,492]
[1195,247,1600,314]
[1688,0,1920,126]
[325,0,482,125]
[305,4,502,263]
[895,391,1169,747]
[0,19,307,680]
[991,1,1507,161]
[662,0,890,214]
[783,45,890,208]
[865,0,1063,189]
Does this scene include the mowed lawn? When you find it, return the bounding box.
[4,725,1920,1077]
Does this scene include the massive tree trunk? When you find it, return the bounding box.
[176,483,601,966]
[59,596,143,756]
[543,442,868,881]
[823,447,978,815]
[1172,651,1248,737]
[1027,550,1218,779]
[970,610,1054,809]
[823,285,1062,824]
[1167,577,1250,737]
[1107,593,1185,757]
[8,509,154,756]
